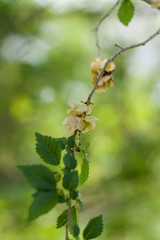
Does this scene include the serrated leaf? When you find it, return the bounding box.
[18,164,56,190]
[56,208,68,228]
[69,206,78,236]
[72,224,80,237]
[63,171,79,191]
[79,157,89,186]
[35,132,62,166]
[83,215,103,239]
[28,190,57,221]
[118,0,134,26]
[63,153,77,170]
[56,206,76,229]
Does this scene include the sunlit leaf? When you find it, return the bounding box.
[118,0,134,26]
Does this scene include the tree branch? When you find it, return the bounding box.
[93,0,120,59]
[86,27,160,104]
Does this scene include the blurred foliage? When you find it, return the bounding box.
[0,0,160,239]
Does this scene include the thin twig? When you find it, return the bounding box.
[72,129,78,139]
[115,43,123,49]
[93,0,120,58]
[86,27,160,104]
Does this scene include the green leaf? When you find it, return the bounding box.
[80,142,90,151]
[35,132,62,166]
[57,190,66,203]
[83,215,103,239]
[70,190,79,200]
[56,206,76,229]
[72,224,80,237]
[118,0,134,26]
[56,137,67,150]
[69,206,78,236]
[77,199,83,210]
[58,196,66,203]
[53,172,61,182]
[79,157,89,186]
[56,208,68,228]
[63,153,77,170]
[84,153,90,164]
[18,164,56,190]
[67,136,75,148]
[28,190,57,221]
[63,171,79,191]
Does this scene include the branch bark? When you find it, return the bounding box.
[93,0,120,59]
[86,27,160,104]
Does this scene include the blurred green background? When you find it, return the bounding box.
[0,0,160,239]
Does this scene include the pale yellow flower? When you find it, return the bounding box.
[62,113,101,133]
[63,98,101,133]
[82,115,101,133]
[67,99,92,115]
[91,58,115,93]
[84,115,101,123]
[82,122,96,133]
[62,115,85,132]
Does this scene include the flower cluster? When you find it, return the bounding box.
[91,58,115,93]
[62,100,100,133]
